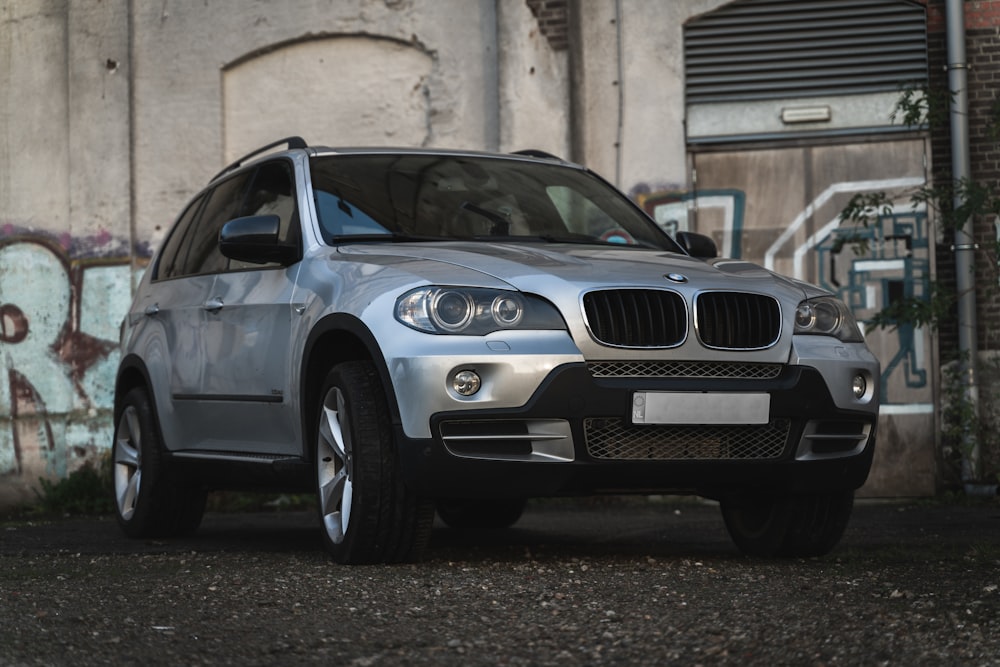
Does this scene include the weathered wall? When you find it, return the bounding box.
[570,0,728,192]
[1,0,975,505]
[1,1,133,508]
[128,0,506,248]
[0,0,575,507]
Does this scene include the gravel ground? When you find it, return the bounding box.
[2,498,999,666]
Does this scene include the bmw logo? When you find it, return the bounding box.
[665,273,688,283]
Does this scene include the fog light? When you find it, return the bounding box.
[453,370,481,396]
[852,374,867,399]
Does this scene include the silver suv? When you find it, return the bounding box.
[112,138,880,563]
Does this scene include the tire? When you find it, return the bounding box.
[720,490,854,558]
[111,386,206,538]
[315,361,434,564]
[436,498,527,531]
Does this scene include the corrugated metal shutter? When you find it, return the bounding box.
[684,0,928,104]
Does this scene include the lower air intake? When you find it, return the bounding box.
[585,418,790,460]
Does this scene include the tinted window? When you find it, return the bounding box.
[240,161,297,236]
[307,154,680,251]
[238,160,300,262]
[315,190,388,238]
[180,172,252,276]
[155,194,207,280]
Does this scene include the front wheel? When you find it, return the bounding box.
[315,361,433,564]
[111,386,205,538]
[720,490,854,557]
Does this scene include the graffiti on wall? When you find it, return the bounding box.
[0,230,139,482]
[636,188,747,258]
[634,187,932,411]
[814,209,932,402]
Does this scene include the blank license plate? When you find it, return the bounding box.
[631,392,770,425]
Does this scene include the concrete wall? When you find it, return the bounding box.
[0,0,574,507]
[1,1,134,508]
[570,0,728,192]
[0,0,952,505]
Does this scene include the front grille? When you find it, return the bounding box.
[583,289,686,348]
[696,292,781,349]
[588,361,782,380]
[585,417,790,460]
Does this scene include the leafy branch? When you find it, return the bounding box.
[865,283,954,333]
[837,83,1000,486]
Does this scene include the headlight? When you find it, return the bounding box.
[794,296,863,342]
[395,287,566,335]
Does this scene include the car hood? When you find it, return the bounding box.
[336,241,811,300]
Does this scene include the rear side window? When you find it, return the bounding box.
[155,194,207,280]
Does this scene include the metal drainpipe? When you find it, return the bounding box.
[613,0,624,188]
[945,0,981,482]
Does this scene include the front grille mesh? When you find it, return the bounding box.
[588,361,782,380]
[585,418,790,461]
[583,289,686,348]
[696,292,781,349]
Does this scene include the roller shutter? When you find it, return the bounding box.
[684,0,928,104]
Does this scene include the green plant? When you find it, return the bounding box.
[838,83,1000,488]
[33,453,114,516]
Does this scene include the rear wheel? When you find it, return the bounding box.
[436,498,527,531]
[315,361,433,564]
[112,386,206,537]
[720,490,854,557]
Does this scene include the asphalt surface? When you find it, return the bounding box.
[2,497,999,666]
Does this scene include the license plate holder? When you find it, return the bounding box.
[631,392,770,425]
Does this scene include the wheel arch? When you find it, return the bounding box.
[114,355,155,420]
[300,313,400,459]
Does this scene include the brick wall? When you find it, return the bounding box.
[925,0,1000,354]
[526,0,569,50]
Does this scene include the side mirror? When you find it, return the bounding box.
[219,215,299,265]
[675,231,718,259]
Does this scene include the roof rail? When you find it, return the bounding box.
[212,136,308,181]
[511,149,563,161]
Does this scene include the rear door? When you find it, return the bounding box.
[157,170,252,451]
[135,191,215,452]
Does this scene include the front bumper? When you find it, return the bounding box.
[396,362,878,500]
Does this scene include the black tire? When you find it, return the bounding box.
[315,361,434,564]
[111,386,206,538]
[436,498,527,531]
[720,490,854,558]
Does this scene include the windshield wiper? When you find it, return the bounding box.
[460,201,510,235]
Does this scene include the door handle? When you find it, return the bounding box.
[203,297,224,313]
[144,303,160,316]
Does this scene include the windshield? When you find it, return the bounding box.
[309,154,682,252]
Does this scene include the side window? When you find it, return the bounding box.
[179,172,252,277]
[226,160,301,270]
[155,194,207,281]
[240,160,298,239]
